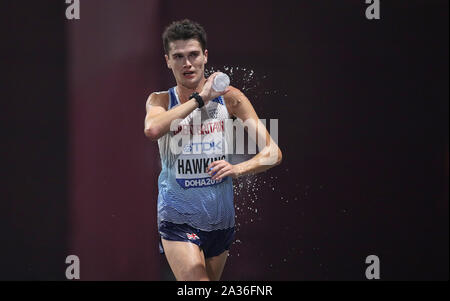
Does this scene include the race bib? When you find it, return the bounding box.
[172,105,230,189]
[175,153,226,189]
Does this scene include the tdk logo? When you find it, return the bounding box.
[183,141,222,153]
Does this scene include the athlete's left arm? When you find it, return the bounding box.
[207,87,282,180]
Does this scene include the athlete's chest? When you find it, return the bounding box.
[172,100,229,136]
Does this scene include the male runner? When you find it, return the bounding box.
[144,19,282,281]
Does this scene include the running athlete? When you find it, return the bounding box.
[144,19,282,281]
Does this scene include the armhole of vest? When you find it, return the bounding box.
[220,95,232,119]
[168,87,180,109]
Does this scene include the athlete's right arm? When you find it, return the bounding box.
[144,92,199,141]
[144,73,230,141]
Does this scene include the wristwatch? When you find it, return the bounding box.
[189,92,204,108]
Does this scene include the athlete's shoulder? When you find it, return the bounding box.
[223,86,250,115]
[224,86,249,106]
[146,90,169,110]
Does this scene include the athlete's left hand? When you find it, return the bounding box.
[207,160,239,180]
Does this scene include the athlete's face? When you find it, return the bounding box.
[165,39,208,89]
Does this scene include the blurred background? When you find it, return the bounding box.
[1,0,448,280]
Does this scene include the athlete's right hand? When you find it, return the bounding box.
[199,72,230,104]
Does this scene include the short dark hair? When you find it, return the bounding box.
[162,19,207,55]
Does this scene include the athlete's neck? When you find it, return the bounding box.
[176,77,207,103]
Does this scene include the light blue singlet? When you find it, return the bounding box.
[156,87,235,231]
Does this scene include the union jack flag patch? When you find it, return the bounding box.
[186,233,200,240]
